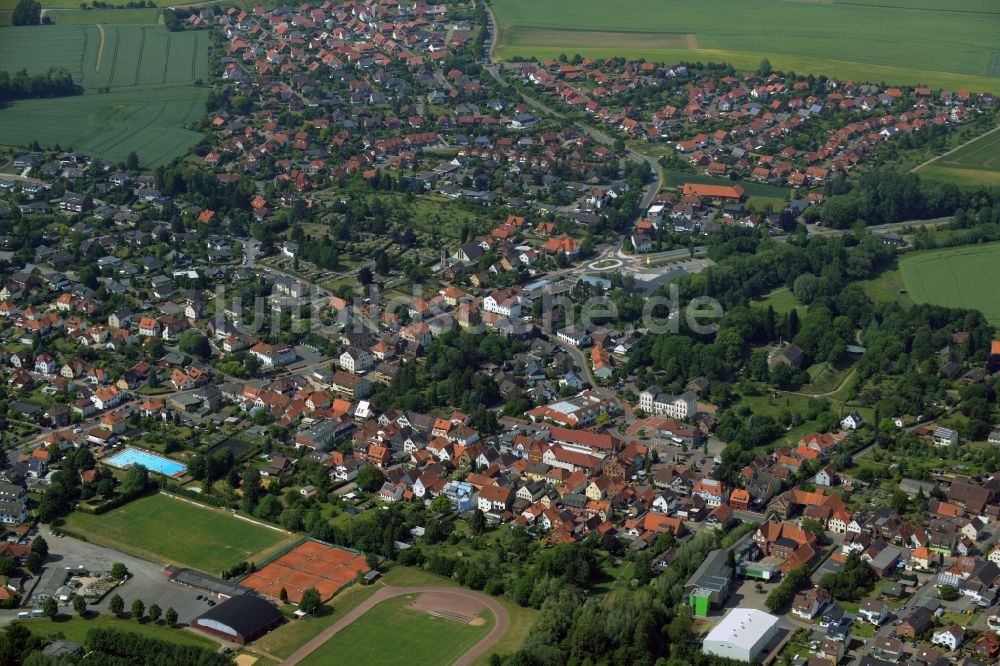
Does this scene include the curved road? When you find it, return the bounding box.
[281,585,510,666]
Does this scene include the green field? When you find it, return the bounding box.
[0,0,175,8]
[916,126,1000,186]
[0,24,207,167]
[46,8,163,24]
[751,287,802,315]
[899,242,1000,323]
[20,614,218,650]
[491,0,1000,91]
[62,493,295,574]
[297,595,493,666]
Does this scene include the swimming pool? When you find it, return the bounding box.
[104,447,187,477]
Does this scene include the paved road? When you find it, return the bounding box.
[281,585,510,666]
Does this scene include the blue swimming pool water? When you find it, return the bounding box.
[105,448,187,477]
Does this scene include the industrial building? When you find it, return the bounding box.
[192,595,284,644]
[685,549,733,616]
[702,608,781,663]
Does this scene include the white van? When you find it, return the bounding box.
[30,609,44,617]
[16,611,29,618]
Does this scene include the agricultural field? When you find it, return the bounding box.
[296,595,493,666]
[490,0,1000,91]
[62,493,296,574]
[899,242,1000,324]
[0,24,208,167]
[916,126,1000,186]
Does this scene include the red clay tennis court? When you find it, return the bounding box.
[242,541,369,603]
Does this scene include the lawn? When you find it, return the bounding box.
[296,594,493,666]
[751,287,802,315]
[808,359,851,390]
[62,493,296,575]
[0,24,208,167]
[21,613,218,650]
[898,242,1000,324]
[491,0,1000,91]
[916,125,1000,187]
[861,268,912,307]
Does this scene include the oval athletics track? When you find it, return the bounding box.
[281,586,510,666]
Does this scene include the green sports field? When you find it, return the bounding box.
[0,24,207,167]
[491,0,1000,91]
[917,126,1000,186]
[63,493,296,575]
[899,243,1000,323]
[297,595,493,666]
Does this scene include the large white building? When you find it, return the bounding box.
[639,386,698,420]
[702,608,781,663]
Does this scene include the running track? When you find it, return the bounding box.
[281,586,510,666]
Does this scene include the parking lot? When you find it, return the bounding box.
[22,528,218,625]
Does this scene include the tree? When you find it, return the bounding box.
[119,464,149,497]
[164,607,178,626]
[819,552,875,601]
[30,536,48,559]
[42,597,58,620]
[11,0,41,25]
[148,603,161,623]
[110,562,129,580]
[758,58,772,76]
[470,509,487,536]
[938,584,960,601]
[109,594,124,616]
[765,564,809,612]
[126,151,140,172]
[131,598,145,621]
[179,330,212,359]
[25,552,42,574]
[0,556,15,577]
[299,587,321,615]
[357,266,373,285]
[73,595,87,616]
[429,494,451,513]
[279,588,288,603]
[356,465,384,492]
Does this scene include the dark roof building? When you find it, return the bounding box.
[192,595,284,644]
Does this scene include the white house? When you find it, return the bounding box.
[557,326,591,347]
[931,625,964,651]
[933,427,959,446]
[339,347,373,374]
[791,588,831,620]
[814,465,836,487]
[858,598,889,625]
[249,342,296,368]
[483,290,522,318]
[477,485,513,514]
[840,412,862,430]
